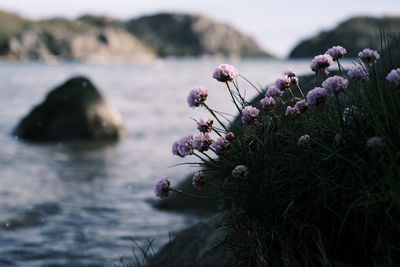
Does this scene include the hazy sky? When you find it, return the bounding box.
[0,0,399,57]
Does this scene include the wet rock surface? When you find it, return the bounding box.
[13,76,124,142]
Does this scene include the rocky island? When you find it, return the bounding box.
[289,16,400,58]
[0,10,272,62]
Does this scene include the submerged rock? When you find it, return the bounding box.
[13,76,124,142]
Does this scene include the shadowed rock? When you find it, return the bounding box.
[13,76,124,142]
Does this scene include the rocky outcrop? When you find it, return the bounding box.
[0,10,272,61]
[3,17,156,62]
[148,217,238,267]
[289,16,400,58]
[13,77,124,142]
[126,13,270,58]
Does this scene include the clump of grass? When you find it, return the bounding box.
[155,34,400,266]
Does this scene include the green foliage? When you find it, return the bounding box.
[194,37,400,266]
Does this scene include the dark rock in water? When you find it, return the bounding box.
[13,76,124,142]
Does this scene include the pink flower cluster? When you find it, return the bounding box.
[212,64,239,82]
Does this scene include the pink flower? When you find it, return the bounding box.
[386,68,400,86]
[358,48,380,64]
[322,76,348,96]
[232,165,249,179]
[212,64,239,82]
[266,86,283,100]
[348,65,369,82]
[260,96,276,111]
[294,99,308,113]
[211,137,230,156]
[196,117,213,133]
[275,75,291,91]
[154,177,171,198]
[285,106,301,119]
[187,86,208,108]
[193,133,212,152]
[172,135,194,157]
[192,171,206,190]
[306,87,328,106]
[298,135,311,147]
[325,46,347,61]
[241,106,260,124]
[310,54,334,74]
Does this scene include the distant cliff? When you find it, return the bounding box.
[126,13,271,58]
[0,10,272,62]
[289,16,400,58]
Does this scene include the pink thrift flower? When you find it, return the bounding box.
[211,137,230,156]
[241,106,260,124]
[275,75,291,91]
[225,132,235,141]
[192,171,206,190]
[155,177,171,198]
[266,85,283,100]
[193,133,212,152]
[310,54,333,74]
[196,117,213,133]
[386,68,400,86]
[212,64,239,82]
[358,48,380,64]
[348,65,369,82]
[172,135,194,157]
[232,165,249,179]
[283,68,296,77]
[298,135,311,147]
[260,96,276,111]
[187,86,208,108]
[306,87,328,106]
[322,76,348,96]
[285,106,301,119]
[325,46,347,61]
[294,99,308,113]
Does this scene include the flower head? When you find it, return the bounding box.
[310,54,333,74]
[283,68,296,77]
[225,132,235,141]
[172,135,194,157]
[260,96,276,111]
[266,85,283,100]
[192,171,207,190]
[212,64,239,82]
[322,76,348,96]
[196,117,213,133]
[285,106,301,119]
[193,133,212,152]
[294,99,308,113]
[306,87,328,106]
[358,48,380,64]
[211,137,230,156]
[366,136,385,152]
[241,106,260,124]
[232,165,249,179]
[325,46,347,60]
[348,65,369,82]
[298,135,311,147]
[154,177,171,198]
[275,75,291,91]
[386,68,400,86]
[187,86,208,108]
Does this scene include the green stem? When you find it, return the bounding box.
[226,81,243,114]
[170,188,215,199]
[204,103,229,132]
